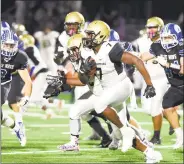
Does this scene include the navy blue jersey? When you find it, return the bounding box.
[1,50,28,83]
[150,40,184,87]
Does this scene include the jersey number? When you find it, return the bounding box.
[1,69,7,78]
[42,40,51,48]
[96,67,102,80]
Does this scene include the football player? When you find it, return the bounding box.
[1,29,32,146]
[133,17,168,145]
[143,23,183,149]
[138,17,180,144]
[54,12,112,147]
[18,34,52,112]
[49,21,162,163]
[34,23,59,75]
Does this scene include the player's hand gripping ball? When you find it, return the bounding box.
[83,56,97,77]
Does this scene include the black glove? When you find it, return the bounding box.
[54,51,64,65]
[43,84,61,99]
[80,56,96,74]
[143,85,156,98]
[43,71,66,99]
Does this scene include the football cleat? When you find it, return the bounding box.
[14,122,27,147]
[145,150,163,163]
[120,126,136,152]
[108,138,119,150]
[98,136,112,148]
[57,142,79,151]
[150,136,161,145]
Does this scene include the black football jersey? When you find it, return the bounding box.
[1,50,28,83]
[150,40,184,87]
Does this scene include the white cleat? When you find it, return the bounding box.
[144,148,163,163]
[108,138,119,150]
[57,142,79,151]
[120,126,136,152]
[14,122,27,147]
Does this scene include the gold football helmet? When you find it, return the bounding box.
[82,20,110,49]
[145,17,164,41]
[12,23,27,36]
[67,33,85,62]
[19,34,35,49]
[64,11,85,36]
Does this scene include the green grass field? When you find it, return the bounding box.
[1,100,183,164]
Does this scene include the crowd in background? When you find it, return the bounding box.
[2,0,183,42]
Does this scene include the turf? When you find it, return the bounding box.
[1,103,183,164]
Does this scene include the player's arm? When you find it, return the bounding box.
[18,68,32,97]
[109,42,155,98]
[179,57,184,74]
[121,52,153,86]
[140,52,155,61]
[65,71,85,86]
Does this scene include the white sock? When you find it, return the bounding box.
[144,147,153,156]
[2,115,15,128]
[14,112,23,123]
[70,135,79,144]
[174,127,182,138]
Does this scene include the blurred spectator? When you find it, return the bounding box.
[15,1,26,24]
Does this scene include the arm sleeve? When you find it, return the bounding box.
[18,51,28,69]
[108,42,124,63]
[25,47,39,65]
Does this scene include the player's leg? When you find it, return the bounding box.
[94,77,137,152]
[81,113,112,148]
[58,92,97,151]
[75,86,111,144]
[162,86,184,149]
[94,77,161,159]
[7,74,26,146]
[1,82,24,144]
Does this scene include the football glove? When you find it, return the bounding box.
[80,56,96,74]
[43,84,61,99]
[43,71,66,99]
[143,85,156,98]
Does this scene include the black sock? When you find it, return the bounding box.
[87,116,109,139]
[154,130,160,139]
[90,111,112,134]
[71,134,79,138]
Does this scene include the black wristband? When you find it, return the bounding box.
[61,84,72,91]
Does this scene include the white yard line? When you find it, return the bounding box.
[1,145,175,155]
[2,121,169,128]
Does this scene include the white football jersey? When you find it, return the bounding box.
[90,41,127,88]
[28,45,46,68]
[27,45,47,76]
[34,31,59,52]
[133,35,166,79]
